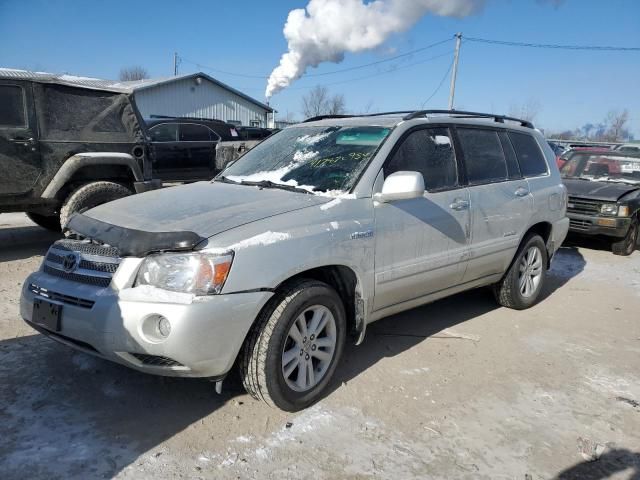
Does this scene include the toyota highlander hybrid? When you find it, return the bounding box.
[21,110,569,411]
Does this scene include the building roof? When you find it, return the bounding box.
[0,68,273,112]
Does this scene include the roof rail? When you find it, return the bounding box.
[149,114,229,124]
[302,114,354,123]
[403,110,534,128]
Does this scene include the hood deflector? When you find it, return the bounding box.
[67,214,205,257]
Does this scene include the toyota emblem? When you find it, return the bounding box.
[62,253,79,273]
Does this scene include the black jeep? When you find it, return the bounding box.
[0,70,254,231]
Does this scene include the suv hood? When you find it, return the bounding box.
[83,181,332,239]
[563,178,640,202]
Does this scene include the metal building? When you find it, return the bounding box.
[130,73,275,128]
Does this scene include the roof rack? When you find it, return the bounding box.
[302,110,534,128]
[403,110,534,128]
[148,114,229,124]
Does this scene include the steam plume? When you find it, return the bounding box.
[265,0,486,98]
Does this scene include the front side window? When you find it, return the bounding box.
[509,132,548,177]
[458,128,508,184]
[180,124,211,142]
[0,85,26,127]
[149,123,178,142]
[223,125,391,193]
[384,127,458,191]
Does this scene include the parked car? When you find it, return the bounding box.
[145,117,239,182]
[0,69,159,230]
[613,143,640,154]
[556,147,612,170]
[561,150,640,255]
[235,126,278,141]
[21,110,568,411]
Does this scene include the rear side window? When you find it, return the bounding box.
[457,128,508,184]
[498,131,522,180]
[149,123,178,142]
[385,127,458,192]
[509,132,548,177]
[0,85,26,127]
[180,124,211,142]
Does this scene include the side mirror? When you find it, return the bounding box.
[374,171,425,203]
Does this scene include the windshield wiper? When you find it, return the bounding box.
[213,176,240,185]
[239,180,313,195]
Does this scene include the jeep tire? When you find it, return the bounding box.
[60,181,132,230]
[240,279,346,412]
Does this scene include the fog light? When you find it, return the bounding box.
[157,316,171,337]
[596,218,617,227]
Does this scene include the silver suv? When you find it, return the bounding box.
[21,110,569,411]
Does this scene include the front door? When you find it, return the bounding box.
[373,127,470,311]
[0,80,41,195]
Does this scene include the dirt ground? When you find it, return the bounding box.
[1,212,639,480]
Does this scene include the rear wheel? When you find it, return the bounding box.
[240,279,346,412]
[26,211,61,231]
[493,234,548,310]
[60,181,132,230]
[611,217,638,256]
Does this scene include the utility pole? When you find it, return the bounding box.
[173,52,179,76]
[448,33,462,110]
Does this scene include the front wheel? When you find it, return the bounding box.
[493,234,548,310]
[60,181,132,230]
[611,217,638,256]
[240,279,346,412]
[26,211,61,232]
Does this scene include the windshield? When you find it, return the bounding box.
[560,153,640,185]
[220,125,391,194]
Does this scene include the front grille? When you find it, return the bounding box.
[567,197,601,215]
[129,353,184,367]
[53,239,120,258]
[29,283,95,309]
[44,265,112,287]
[569,219,592,231]
[42,239,121,287]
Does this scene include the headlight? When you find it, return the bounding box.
[600,204,618,216]
[135,252,233,295]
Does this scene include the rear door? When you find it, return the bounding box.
[373,126,470,310]
[178,123,217,177]
[0,81,41,195]
[149,122,180,179]
[456,127,533,282]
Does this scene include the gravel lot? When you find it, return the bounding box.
[1,212,639,480]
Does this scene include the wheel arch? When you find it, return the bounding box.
[273,265,366,345]
[522,221,553,269]
[41,153,143,200]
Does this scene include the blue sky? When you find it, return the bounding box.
[1,0,638,135]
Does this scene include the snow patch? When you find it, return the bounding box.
[230,231,290,250]
[330,221,339,230]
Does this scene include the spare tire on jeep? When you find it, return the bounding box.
[60,181,132,230]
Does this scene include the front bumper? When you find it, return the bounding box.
[21,271,272,378]
[567,213,631,238]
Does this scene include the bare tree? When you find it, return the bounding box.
[605,109,629,142]
[301,86,346,118]
[508,98,541,123]
[119,66,149,81]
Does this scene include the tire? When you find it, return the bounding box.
[493,234,548,310]
[26,212,61,232]
[240,279,346,412]
[611,217,638,256]
[60,181,132,230]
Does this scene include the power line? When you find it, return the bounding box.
[180,36,454,80]
[421,59,454,108]
[464,36,640,51]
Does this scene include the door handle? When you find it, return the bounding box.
[10,137,35,145]
[515,187,530,197]
[450,198,470,211]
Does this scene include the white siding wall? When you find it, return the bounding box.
[134,77,269,127]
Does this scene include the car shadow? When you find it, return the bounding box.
[0,224,61,262]
[554,448,640,479]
